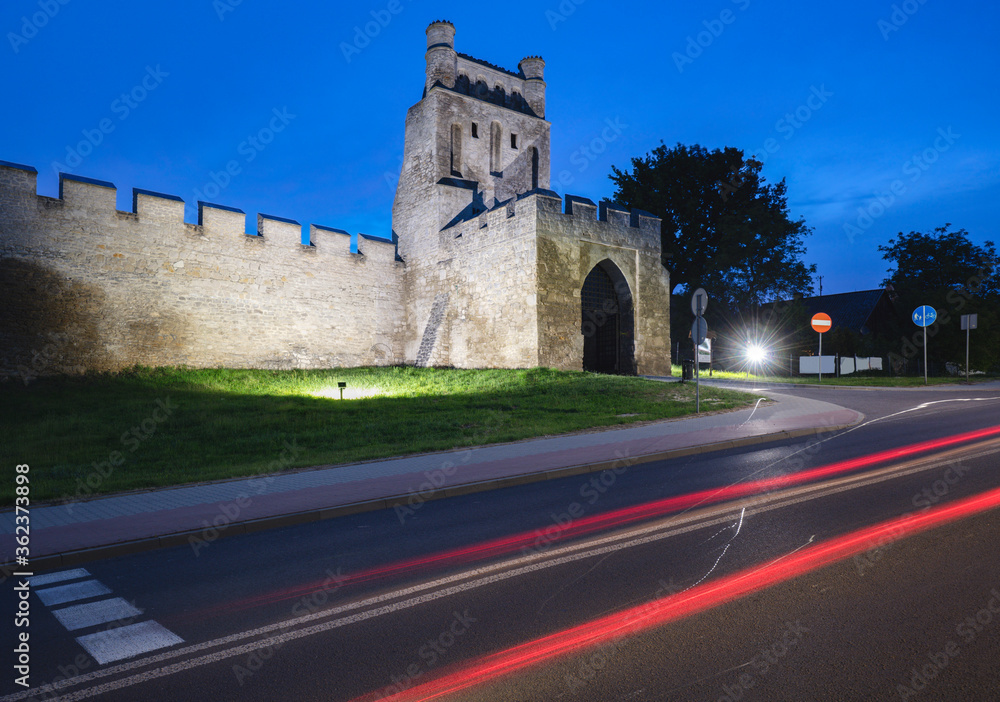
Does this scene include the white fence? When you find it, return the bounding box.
[799,356,883,375]
[840,356,883,374]
[799,356,836,374]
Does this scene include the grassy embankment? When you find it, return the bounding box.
[675,365,995,386]
[1,366,759,504]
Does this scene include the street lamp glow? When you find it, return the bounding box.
[746,344,766,365]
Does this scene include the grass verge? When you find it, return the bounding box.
[1,366,759,505]
[674,365,996,386]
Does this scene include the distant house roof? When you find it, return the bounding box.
[792,289,895,336]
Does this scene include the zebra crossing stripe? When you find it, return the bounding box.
[34,580,112,607]
[31,569,184,665]
[51,598,143,632]
[28,568,91,587]
[76,621,185,665]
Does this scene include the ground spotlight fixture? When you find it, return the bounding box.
[338,381,347,400]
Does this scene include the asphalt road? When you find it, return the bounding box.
[3,384,999,701]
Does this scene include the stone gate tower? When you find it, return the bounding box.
[394,21,671,375]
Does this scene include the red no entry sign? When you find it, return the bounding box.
[811,313,832,333]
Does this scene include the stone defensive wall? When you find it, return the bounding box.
[0,161,405,378]
[420,189,670,375]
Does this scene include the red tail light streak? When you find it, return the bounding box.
[214,425,1000,617]
[355,483,1000,702]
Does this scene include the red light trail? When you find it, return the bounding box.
[354,482,1000,702]
[207,425,1000,616]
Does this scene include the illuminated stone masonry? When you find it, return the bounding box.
[0,22,670,378]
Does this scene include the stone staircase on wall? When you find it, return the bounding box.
[415,293,449,368]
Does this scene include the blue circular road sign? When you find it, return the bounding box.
[912,305,937,327]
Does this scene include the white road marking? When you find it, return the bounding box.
[76,621,184,665]
[686,544,730,591]
[6,439,998,702]
[745,396,1000,486]
[34,580,111,607]
[28,569,91,587]
[51,598,143,632]
[737,398,765,428]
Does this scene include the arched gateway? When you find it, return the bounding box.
[581,260,635,375]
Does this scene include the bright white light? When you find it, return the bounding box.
[307,386,381,400]
[747,345,766,364]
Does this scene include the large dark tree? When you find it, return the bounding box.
[609,142,816,312]
[879,225,999,372]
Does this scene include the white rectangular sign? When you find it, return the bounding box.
[800,356,836,374]
[697,338,712,364]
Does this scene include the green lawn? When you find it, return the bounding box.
[1,366,759,505]
[675,365,995,386]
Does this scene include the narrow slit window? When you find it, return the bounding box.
[490,121,502,174]
[510,133,518,149]
[531,147,539,190]
[450,123,462,176]
[471,123,478,138]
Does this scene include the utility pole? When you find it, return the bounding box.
[818,275,823,297]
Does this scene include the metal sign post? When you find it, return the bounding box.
[810,313,832,381]
[912,306,937,384]
[691,289,708,414]
[962,313,978,384]
[691,317,707,413]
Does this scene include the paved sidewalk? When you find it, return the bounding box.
[1,389,861,570]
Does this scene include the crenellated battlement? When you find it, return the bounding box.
[0,161,399,260]
[440,189,660,252]
[423,21,545,119]
[0,159,406,376]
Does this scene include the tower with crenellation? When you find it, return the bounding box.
[393,20,551,265]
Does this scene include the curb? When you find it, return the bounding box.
[5,422,857,573]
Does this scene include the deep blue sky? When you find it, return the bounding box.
[3,0,997,296]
